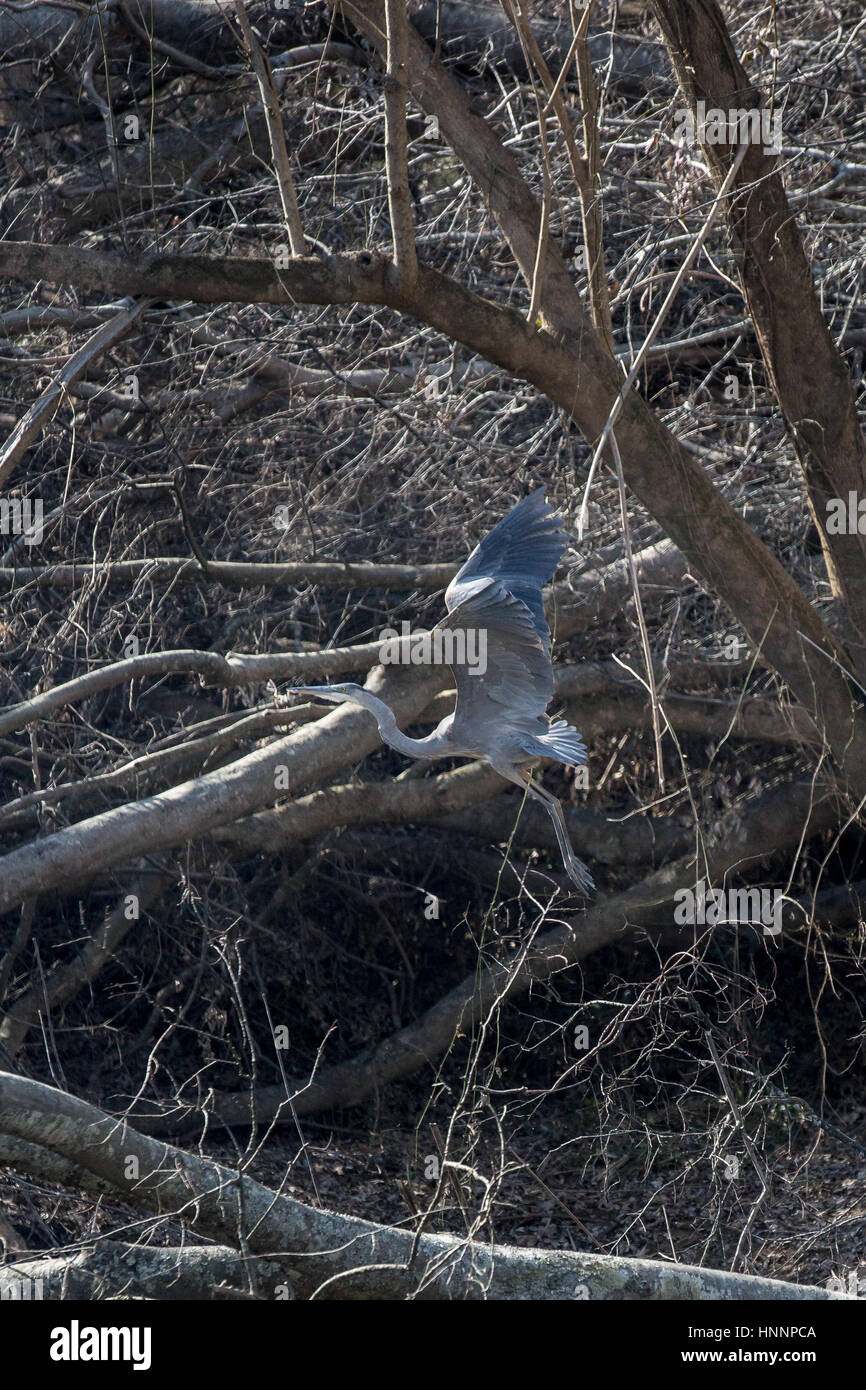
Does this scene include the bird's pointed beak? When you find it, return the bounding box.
[292,685,346,704]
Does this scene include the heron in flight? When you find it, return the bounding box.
[295,488,594,894]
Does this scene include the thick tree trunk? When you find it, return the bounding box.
[650,0,866,651]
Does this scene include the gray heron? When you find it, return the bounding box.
[295,488,594,894]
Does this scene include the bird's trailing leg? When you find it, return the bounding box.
[506,770,595,896]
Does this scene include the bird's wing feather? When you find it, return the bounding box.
[440,579,553,738]
[444,487,567,648]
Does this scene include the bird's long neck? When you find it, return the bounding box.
[351,690,440,759]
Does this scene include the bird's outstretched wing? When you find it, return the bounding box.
[442,580,553,736]
[440,490,567,740]
[445,487,567,648]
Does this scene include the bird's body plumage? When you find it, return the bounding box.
[439,488,583,766]
[295,489,594,894]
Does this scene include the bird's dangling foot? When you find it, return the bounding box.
[563,851,595,897]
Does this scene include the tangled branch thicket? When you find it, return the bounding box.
[0,0,864,1299]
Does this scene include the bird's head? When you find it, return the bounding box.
[293,682,367,706]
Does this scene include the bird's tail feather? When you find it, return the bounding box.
[520,719,586,767]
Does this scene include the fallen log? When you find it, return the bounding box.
[0,1074,840,1300]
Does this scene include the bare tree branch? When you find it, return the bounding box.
[0,298,151,489]
[234,0,305,256]
[383,0,419,285]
